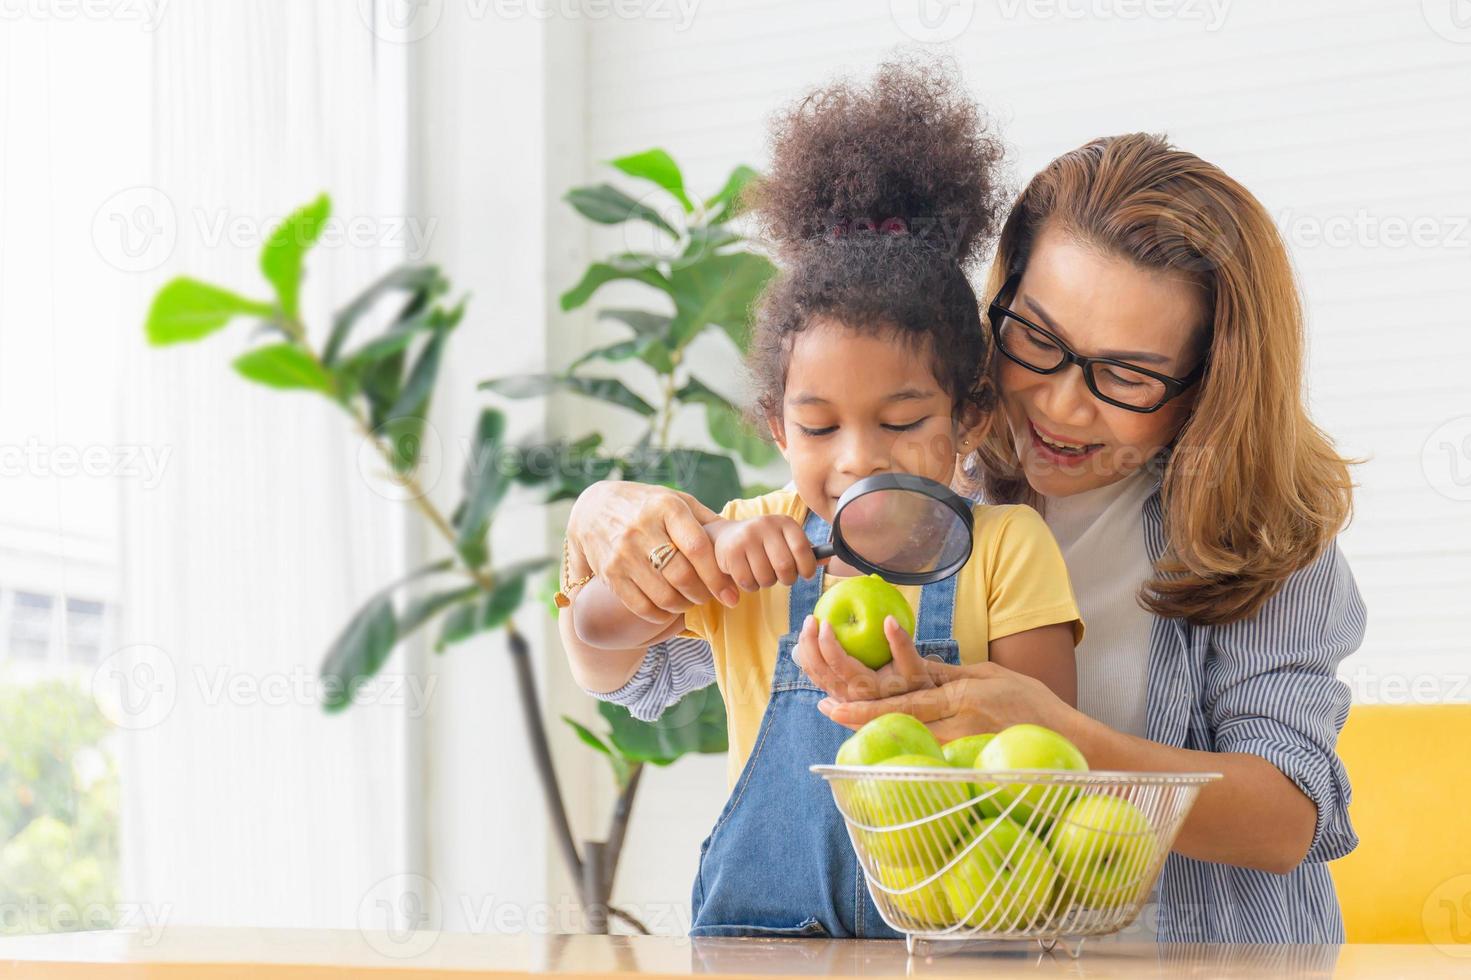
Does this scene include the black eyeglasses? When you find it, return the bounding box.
[987,275,1206,414]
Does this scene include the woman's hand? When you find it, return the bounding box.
[794,614,937,703]
[815,659,1077,744]
[566,481,740,624]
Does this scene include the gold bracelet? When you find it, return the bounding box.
[554,536,594,608]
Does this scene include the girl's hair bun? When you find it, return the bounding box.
[747,56,1008,268]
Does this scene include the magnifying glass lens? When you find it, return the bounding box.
[835,488,972,575]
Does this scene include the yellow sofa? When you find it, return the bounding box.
[1329,703,1471,944]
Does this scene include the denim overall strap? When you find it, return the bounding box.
[789,507,831,632]
[687,505,962,939]
[913,558,959,645]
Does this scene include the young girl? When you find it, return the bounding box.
[558,62,1084,939]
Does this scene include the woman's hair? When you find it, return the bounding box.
[972,133,1356,625]
[742,58,1009,429]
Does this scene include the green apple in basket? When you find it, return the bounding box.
[813,573,916,669]
[868,860,953,928]
[978,723,1089,833]
[940,816,1060,931]
[1047,794,1156,910]
[836,715,972,870]
[941,733,1003,819]
[836,712,943,766]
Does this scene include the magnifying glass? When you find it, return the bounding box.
[810,473,975,585]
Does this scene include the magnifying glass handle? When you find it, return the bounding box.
[812,540,836,560]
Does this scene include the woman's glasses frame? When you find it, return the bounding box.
[986,274,1206,414]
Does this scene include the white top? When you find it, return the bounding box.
[1041,466,1161,939]
[1042,468,1158,740]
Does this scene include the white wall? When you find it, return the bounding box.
[548,0,1471,932]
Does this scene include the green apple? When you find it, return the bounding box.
[977,723,1089,834]
[1047,794,1155,910]
[836,712,943,766]
[940,817,1060,931]
[868,860,953,928]
[852,754,974,870]
[813,573,916,669]
[942,733,1003,819]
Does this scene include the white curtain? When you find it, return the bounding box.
[110,1,420,928]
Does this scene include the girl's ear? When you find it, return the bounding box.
[766,413,790,455]
[956,403,994,453]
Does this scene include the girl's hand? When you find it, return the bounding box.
[566,480,740,624]
[793,614,936,703]
[816,659,1076,744]
[708,515,820,591]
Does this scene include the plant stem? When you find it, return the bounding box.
[608,905,651,935]
[604,762,643,892]
[508,627,586,902]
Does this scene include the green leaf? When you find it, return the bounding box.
[673,376,732,411]
[706,402,779,467]
[562,714,612,756]
[704,164,759,224]
[144,278,275,346]
[437,572,530,650]
[678,225,742,265]
[398,585,480,636]
[666,252,775,351]
[339,305,438,365]
[562,715,632,789]
[559,262,670,312]
[570,336,674,375]
[260,193,331,320]
[597,308,673,339]
[434,558,554,651]
[325,264,447,365]
[321,595,397,713]
[361,349,405,429]
[382,306,459,473]
[608,148,693,212]
[479,374,655,417]
[504,435,616,502]
[232,343,334,394]
[455,409,510,567]
[564,184,674,235]
[624,449,741,512]
[597,683,727,765]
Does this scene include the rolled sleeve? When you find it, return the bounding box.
[1204,541,1367,865]
[581,635,717,723]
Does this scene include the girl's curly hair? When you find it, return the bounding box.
[742,57,1010,428]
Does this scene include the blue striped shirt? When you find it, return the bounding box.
[584,478,1366,943]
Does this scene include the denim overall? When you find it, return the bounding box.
[689,507,962,938]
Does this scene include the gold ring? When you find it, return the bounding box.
[648,542,678,571]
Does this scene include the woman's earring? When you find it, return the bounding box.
[961,449,982,481]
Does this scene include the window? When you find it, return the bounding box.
[65,598,106,666]
[8,592,55,662]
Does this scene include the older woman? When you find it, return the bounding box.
[562,133,1365,944]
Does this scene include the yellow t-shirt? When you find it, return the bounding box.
[680,489,1084,790]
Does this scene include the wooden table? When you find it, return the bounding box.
[1,928,1465,978]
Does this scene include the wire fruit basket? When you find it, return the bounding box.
[812,764,1222,956]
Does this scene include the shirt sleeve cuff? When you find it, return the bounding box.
[1217,731,1359,865]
